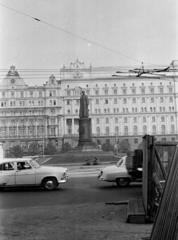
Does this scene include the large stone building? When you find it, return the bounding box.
[0,60,178,155]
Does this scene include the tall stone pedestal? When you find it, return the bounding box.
[78,118,92,147]
[62,117,114,162]
[70,118,102,152]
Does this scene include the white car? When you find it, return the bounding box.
[98,156,142,187]
[0,158,68,191]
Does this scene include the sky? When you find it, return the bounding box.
[0,0,178,85]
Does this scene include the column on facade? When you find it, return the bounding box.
[91,118,95,135]
[138,116,141,135]
[100,117,103,136]
[119,98,122,112]
[119,117,122,135]
[146,96,149,113]
[129,116,132,135]
[63,117,67,135]
[7,119,10,138]
[57,115,60,137]
[100,99,103,114]
[156,115,159,135]
[71,99,73,115]
[35,117,38,137]
[16,118,19,137]
[110,117,113,135]
[147,116,150,134]
[109,98,112,113]
[165,115,169,134]
[72,118,74,134]
[155,97,158,112]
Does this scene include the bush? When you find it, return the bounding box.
[101,143,115,152]
[28,142,41,156]
[44,142,58,155]
[118,140,131,153]
[60,142,71,153]
[10,145,24,158]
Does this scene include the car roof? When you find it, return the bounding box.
[0,158,32,164]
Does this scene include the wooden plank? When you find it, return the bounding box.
[150,146,178,240]
[126,198,146,223]
[133,199,140,215]
[138,199,145,215]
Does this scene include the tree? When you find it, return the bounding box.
[28,142,41,156]
[10,145,24,158]
[118,140,131,153]
[60,142,71,153]
[44,141,58,155]
[101,142,115,152]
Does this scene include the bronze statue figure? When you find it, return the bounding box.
[79,91,89,118]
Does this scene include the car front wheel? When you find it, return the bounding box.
[116,178,130,187]
[43,178,57,191]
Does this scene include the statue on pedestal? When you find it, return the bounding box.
[79,91,89,118]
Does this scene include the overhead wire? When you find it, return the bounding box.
[0,3,147,65]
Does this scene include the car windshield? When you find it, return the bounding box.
[116,159,123,167]
[30,160,40,169]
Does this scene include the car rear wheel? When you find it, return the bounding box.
[43,178,57,191]
[116,178,130,187]
[0,187,4,191]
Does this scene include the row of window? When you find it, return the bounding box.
[0,95,174,108]
[0,90,56,98]
[66,106,175,115]
[0,128,56,137]
[0,118,56,126]
[95,116,175,124]
[66,86,173,96]
[95,125,175,135]
[0,108,57,116]
[66,96,174,106]
[0,100,57,107]
[95,106,175,114]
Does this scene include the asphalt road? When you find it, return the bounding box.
[0,175,151,240]
[0,176,142,210]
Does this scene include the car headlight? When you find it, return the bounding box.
[61,171,68,180]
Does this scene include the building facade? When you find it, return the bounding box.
[0,60,178,154]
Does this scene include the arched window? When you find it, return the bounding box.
[115,126,119,135]
[171,125,175,133]
[124,126,128,135]
[152,125,156,134]
[143,125,147,134]
[96,127,100,136]
[161,125,165,134]
[133,126,137,135]
[113,108,116,113]
[117,108,119,113]
[105,127,109,135]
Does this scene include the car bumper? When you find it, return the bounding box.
[58,175,69,184]
[98,174,104,181]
